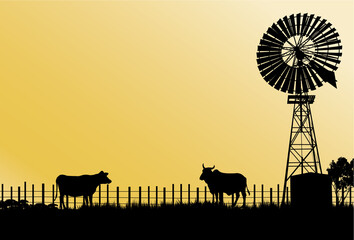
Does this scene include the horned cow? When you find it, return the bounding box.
[54,171,112,209]
[200,164,250,207]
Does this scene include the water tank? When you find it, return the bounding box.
[290,173,332,207]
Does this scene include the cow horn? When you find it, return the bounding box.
[211,165,215,169]
[202,163,205,169]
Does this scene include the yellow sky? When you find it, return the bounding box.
[0,0,352,190]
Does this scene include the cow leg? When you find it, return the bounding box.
[89,195,93,207]
[212,194,214,203]
[83,196,87,207]
[219,192,224,204]
[233,192,240,207]
[60,194,64,209]
[241,190,247,207]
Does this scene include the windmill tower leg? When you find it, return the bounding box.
[281,94,322,205]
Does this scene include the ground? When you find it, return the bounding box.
[0,203,352,239]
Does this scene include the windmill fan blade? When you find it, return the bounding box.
[281,68,294,93]
[303,66,316,91]
[258,56,282,72]
[302,14,314,36]
[317,45,342,51]
[260,39,282,48]
[257,45,281,52]
[257,51,280,58]
[296,13,301,35]
[287,68,296,94]
[277,19,290,38]
[257,55,281,65]
[300,13,308,36]
[313,57,338,71]
[289,14,296,36]
[306,16,321,37]
[316,39,341,48]
[264,61,287,84]
[267,24,287,43]
[262,33,284,46]
[306,65,323,87]
[274,66,291,90]
[283,16,295,37]
[299,68,309,93]
[315,32,339,45]
[309,61,337,88]
[257,13,341,94]
[313,27,336,43]
[295,68,302,94]
[312,23,332,42]
[308,19,327,40]
[314,53,341,64]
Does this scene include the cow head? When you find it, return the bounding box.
[98,171,112,184]
[200,164,215,181]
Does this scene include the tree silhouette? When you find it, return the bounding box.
[327,157,353,206]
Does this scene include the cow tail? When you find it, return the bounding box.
[245,179,250,195]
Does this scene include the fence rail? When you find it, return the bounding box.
[0,183,352,209]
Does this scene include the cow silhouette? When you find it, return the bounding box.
[200,164,250,207]
[54,171,112,209]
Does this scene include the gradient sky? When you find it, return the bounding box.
[0,0,352,190]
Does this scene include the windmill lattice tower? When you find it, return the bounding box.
[256,13,342,204]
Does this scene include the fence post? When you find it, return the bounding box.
[180,184,182,204]
[10,186,13,200]
[1,184,3,202]
[52,184,55,204]
[139,186,142,207]
[148,186,150,206]
[74,196,76,209]
[286,187,289,205]
[172,184,174,206]
[128,186,131,207]
[107,184,109,205]
[18,186,20,203]
[32,184,34,205]
[253,184,256,206]
[270,188,273,205]
[163,187,166,205]
[99,184,101,206]
[204,186,207,203]
[196,187,199,203]
[155,186,158,206]
[24,182,27,202]
[42,183,45,205]
[116,186,119,207]
[261,184,264,205]
[277,184,280,207]
[188,184,190,205]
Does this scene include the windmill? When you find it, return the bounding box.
[256,13,342,204]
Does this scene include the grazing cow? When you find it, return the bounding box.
[54,171,112,209]
[200,164,250,207]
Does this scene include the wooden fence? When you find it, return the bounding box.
[0,183,352,209]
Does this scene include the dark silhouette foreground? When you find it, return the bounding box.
[200,164,250,206]
[0,203,352,239]
[55,171,111,209]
